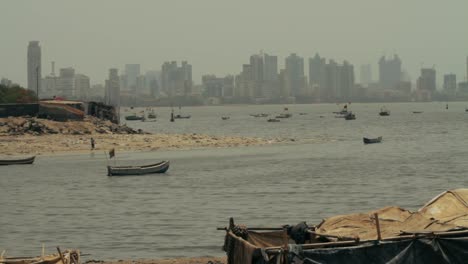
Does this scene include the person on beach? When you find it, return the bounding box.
[90,137,95,150]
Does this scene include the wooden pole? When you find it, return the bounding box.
[374,213,382,241]
[56,247,66,264]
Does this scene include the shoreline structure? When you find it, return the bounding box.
[0,116,284,156]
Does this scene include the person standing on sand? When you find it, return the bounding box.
[90,137,95,150]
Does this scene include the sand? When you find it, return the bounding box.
[93,257,226,264]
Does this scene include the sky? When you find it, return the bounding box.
[1,0,467,88]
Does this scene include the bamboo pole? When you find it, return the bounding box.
[56,247,66,264]
[374,213,382,241]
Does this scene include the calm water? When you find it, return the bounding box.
[2,102,468,260]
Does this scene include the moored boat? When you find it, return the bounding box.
[267,118,280,122]
[221,116,230,120]
[125,114,144,121]
[379,106,390,116]
[0,156,35,166]
[344,112,356,120]
[107,160,170,176]
[363,136,382,144]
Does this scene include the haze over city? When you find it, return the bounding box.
[1,0,467,88]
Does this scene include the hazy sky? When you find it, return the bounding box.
[1,0,467,88]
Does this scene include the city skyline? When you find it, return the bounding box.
[1,0,467,88]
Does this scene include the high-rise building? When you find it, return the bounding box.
[263,54,278,81]
[309,54,326,99]
[250,54,264,97]
[74,74,90,100]
[125,64,141,91]
[417,68,436,91]
[379,55,401,89]
[105,68,121,108]
[360,64,372,85]
[160,61,192,97]
[56,67,75,98]
[285,53,305,97]
[27,41,41,95]
[443,74,456,94]
[202,75,234,98]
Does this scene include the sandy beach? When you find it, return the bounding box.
[0,117,283,156]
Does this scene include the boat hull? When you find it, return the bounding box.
[363,137,382,144]
[107,160,170,176]
[0,156,35,165]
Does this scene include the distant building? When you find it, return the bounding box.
[1,78,13,87]
[309,54,326,100]
[263,53,279,98]
[161,61,192,97]
[417,68,436,92]
[124,64,140,91]
[360,64,372,85]
[250,54,264,97]
[285,53,306,97]
[105,68,120,108]
[27,41,41,95]
[443,74,456,94]
[379,55,401,89]
[56,67,75,98]
[202,75,234,98]
[74,74,90,100]
[145,70,160,97]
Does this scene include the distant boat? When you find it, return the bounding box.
[379,107,390,116]
[333,104,349,115]
[125,114,144,121]
[465,108,468,112]
[344,112,356,120]
[299,113,307,115]
[250,113,269,117]
[267,118,280,122]
[275,113,292,118]
[363,136,382,144]
[413,111,423,114]
[107,160,170,176]
[0,156,35,166]
[221,116,230,120]
[174,105,191,119]
[147,109,157,119]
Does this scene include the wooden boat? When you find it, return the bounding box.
[0,249,80,264]
[363,136,382,144]
[344,112,356,120]
[221,116,230,120]
[174,114,191,119]
[125,114,144,121]
[0,156,35,165]
[107,160,170,176]
[379,107,390,116]
[275,113,292,118]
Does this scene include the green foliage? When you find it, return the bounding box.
[0,84,38,103]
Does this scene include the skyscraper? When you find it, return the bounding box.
[379,55,401,89]
[285,53,305,97]
[360,64,372,85]
[417,68,436,91]
[125,64,141,91]
[27,41,41,95]
[105,68,121,108]
[443,74,456,94]
[249,54,264,97]
[309,54,326,100]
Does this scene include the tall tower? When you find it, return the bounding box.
[27,41,41,95]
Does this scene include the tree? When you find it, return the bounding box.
[0,84,38,104]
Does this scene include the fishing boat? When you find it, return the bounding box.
[344,112,356,120]
[413,111,423,114]
[174,105,191,119]
[107,160,170,176]
[333,104,349,115]
[250,113,269,117]
[0,156,35,165]
[221,116,230,120]
[276,113,292,118]
[0,249,80,264]
[379,106,390,116]
[363,136,382,144]
[147,109,157,119]
[267,118,280,122]
[125,113,144,121]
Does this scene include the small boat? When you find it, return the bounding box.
[147,110,157,119]
[107,160,170,176]
[0,156,35,165]
[267,118,280,122]
[250,113,269,117]
[299,113,307,115]
[221,116,230,120]
[363,136,382,144]
[344,112,356,120]
[276,113,292,118]
[333,104,348,114]
[379,107,390,116]
[125,114,144,121]
[0,249,80,264]
[412,111,423,114]
[174,114,191,119]
[465,108,468,112]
